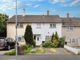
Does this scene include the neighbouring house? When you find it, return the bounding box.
[62,13,80,47]
[7,12,80,46]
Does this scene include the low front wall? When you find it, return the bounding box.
[64,45,80,55]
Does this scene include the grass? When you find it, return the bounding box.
[4,50,16,55]
[4,45,32,55]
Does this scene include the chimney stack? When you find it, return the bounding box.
[22,8,26,16]
[67,13,69,18]
[47,10,50,16]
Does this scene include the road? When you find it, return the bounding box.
[0,54,80,60]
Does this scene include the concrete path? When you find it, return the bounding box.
[56,48,72,55]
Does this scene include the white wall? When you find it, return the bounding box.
[64,45,80,54]
[7,23,62,45]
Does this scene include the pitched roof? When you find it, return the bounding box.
[8,15,61,23]
[62,18,80,27]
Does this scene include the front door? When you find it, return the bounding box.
[34,35,41,46]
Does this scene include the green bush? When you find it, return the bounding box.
[42,41,54,48]
[51,32,59,48]
[24,47,32,54]
[24,25,35,47]
[59,37,65,47]
[4,45,32,55]
[4,50,16,55]
[20,45,32,54]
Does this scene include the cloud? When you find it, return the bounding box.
[50,0,65,4]
[0,0,23,12]
[30,0,44,2]
[70,0,80,6]
[50,0,58,4]
[33,5,40,8]
[0,3,15,12]
[60,0,65,3]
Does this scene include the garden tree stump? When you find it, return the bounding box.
[18,46,25,55]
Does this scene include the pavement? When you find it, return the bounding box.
[0,54,80,60]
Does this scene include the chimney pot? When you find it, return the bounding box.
[67,13,69,18]
[47,10,50,16]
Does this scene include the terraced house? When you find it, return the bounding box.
[7,12,80,46]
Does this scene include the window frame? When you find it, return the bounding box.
[17,23,23,28]
[50,24,56,28]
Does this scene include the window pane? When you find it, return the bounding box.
[50,24,56,28]
[17,23,23,28]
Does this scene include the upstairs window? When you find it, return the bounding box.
[67,26,73,30]
[36,24,41,28]
[69,27,73,30]
[17,23,23,28]
[50,24,56,28]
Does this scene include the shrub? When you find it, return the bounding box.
[42,41,54,48]
[51,32,59,48]
[21,45,32,54]
[4,45,32,55]
[24,25,35,47]
[4,50,16,55]
[59,37,65,47]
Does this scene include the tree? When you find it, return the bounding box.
[24,25,35,46]
[0,13,8,37]
[51,32,59,48]
[55,32,59,40]
[51,33,54,42]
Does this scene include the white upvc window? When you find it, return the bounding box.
[17,36,24,42]
[50,24,56,28]
[17,23,23,28]
[67,26,74,30]
[36,24,41,28]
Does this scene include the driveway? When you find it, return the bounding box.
[44,48,72,55]
[55,48,72,55]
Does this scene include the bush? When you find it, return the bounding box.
[24,25,35,47]
[20,45,32,54]
[59,37,65,47]
[51,32,59,48]
[4,50,16,55]
[42,41,54,48]
[4,45,32,55]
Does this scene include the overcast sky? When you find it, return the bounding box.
[0,0,80,17]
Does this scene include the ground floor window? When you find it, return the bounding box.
[33,34,41,41]
[45,36,51,41]
[17,36,24,42]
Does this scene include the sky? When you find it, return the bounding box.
[0,0,80,17]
